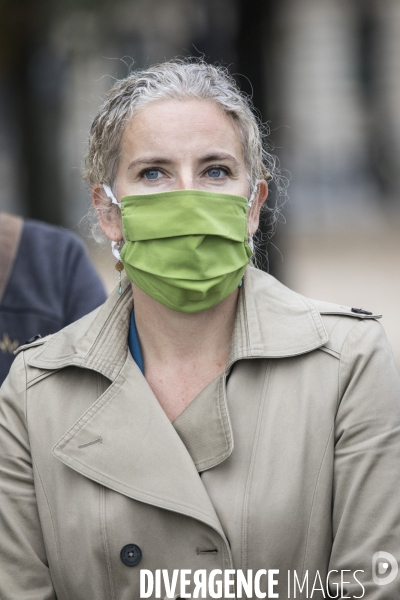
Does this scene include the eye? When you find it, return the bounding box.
[205,166,229,179]
[141,168,163,180]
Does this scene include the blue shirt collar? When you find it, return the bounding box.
[128,309,144,374]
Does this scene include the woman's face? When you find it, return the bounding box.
[94,98,267,240]
[116,98,249,198]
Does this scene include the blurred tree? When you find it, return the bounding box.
[0,0,61,222]
[0,0,109,223]
[236,0,283,278]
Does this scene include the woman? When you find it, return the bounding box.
[0,60,399,600]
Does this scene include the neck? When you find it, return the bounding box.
[132,283,239,369]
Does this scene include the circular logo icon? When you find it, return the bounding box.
[372,552,398,586]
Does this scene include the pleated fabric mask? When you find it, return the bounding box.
[107,188,253,313]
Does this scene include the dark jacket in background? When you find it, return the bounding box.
[0,218,107,383]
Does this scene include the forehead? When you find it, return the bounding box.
[121,98,243,159]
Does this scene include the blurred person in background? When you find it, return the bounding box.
[0,59,399,599]
[0,212,107,384]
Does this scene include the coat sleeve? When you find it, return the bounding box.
[0,352,56,599]
[328,318,400,598]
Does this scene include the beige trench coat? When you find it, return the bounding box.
[1,266,400,600]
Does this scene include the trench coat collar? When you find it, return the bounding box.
[28,265,328,377]
[28,267,328,540]
[227,265,328,366]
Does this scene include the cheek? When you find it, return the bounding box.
[222,167,249,198]
[235,164,251,198]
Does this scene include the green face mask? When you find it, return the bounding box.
[118,189,252,313]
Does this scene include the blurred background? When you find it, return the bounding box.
[1,0,399,366]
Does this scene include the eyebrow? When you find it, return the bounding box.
[128,157,173,170]
[198,153,240,166]
[127,152,240,170]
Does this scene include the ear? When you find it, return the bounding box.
[247,180,268,235]
[92,184,124,241]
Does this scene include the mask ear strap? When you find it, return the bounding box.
[103,184,120,207]
[248,179,260,208]
[247,180,260,251]
[103,184,123,260]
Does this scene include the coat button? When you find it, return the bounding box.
[120,543,142,567]
[351,307,373,315]
[24,334,42,344]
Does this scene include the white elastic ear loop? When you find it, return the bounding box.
[103,184,122,259]
[248,179,260,208]
[103,184,120,206]
[247,180,260,251]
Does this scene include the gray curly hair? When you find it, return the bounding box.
[84,58,287,245]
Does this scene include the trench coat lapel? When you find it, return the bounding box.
[228,265,328,366]
[52,349,226,537]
